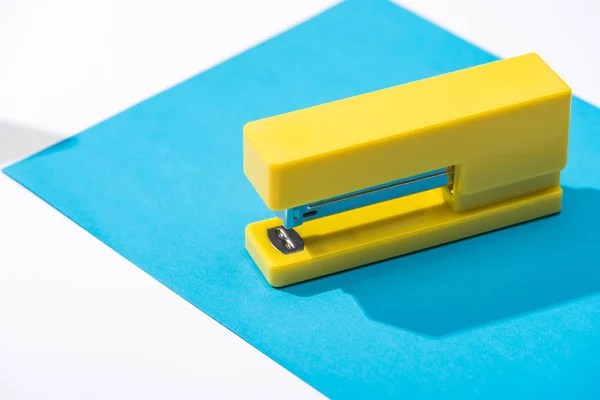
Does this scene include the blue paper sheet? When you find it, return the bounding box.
[6,0,600,398]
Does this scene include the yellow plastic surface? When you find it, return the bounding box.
[246,186,562,287]
[244,53,571,287]
[244,53,571,211]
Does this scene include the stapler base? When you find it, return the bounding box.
[245,186,562,288]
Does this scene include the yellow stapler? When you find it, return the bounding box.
[244,53,571,287]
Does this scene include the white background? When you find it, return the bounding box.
[1,1,599,398]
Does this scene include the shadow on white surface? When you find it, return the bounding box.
[0,120,65,167]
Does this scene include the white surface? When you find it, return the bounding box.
[1,0,599,398]
[397,0,600,108]
[0,1,337,399]
[0,173,321,399]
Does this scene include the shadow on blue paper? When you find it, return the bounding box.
[285,186,600,337]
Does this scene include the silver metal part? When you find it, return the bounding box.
[267,226,304,254]
[277,167,454,229]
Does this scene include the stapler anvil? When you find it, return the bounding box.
[243,53,571,287]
